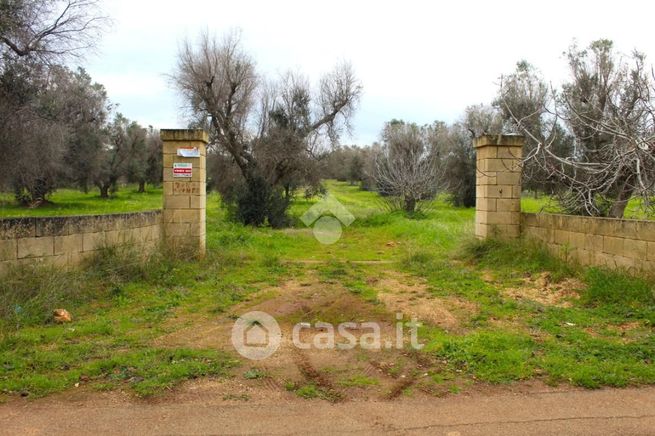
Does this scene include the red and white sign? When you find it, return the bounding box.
[173,162,192,178]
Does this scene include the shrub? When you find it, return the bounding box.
[225,176,290,228]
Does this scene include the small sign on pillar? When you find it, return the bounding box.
[173,162,193,178]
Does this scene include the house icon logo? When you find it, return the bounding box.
[231,311,281,360]
[300,194,355,245]
[244,322,269,347]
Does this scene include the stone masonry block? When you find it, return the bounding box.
[54,234,84,255]
[496,198,520,212]
[623,238,647,260]
[553,230,571,245]
[475,146,497,159]
[82,232,105,252]
[636,222,655,242]
[486,212,519,225]
[190,195,206,210]
[17,236,54,259]
[496,172,521,186]
[648,242,655,261]
[164,195,191,209]
[584,234,604,252]
[0,239,17,261]
[603,236,624,256]
[568,231,586,250]
[477,198,497,212]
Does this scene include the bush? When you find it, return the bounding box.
[225,175,290,228]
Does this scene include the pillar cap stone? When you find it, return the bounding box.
[474,134,524,148]
[160,129,209,143]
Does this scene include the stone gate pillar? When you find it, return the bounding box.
[474,135,524,239]
[161,129,208,257]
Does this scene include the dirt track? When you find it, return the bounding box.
[4,273,654,434]
[2,381,655,435]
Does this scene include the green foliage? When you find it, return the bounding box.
[225,175,291,228]
[582,268,655,306]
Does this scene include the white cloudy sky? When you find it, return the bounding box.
[84,0,655,145]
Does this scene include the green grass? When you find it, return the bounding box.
[1,180,655,401]
[0,186,162,217]
[521,194,654,220]
[338,374,380,387]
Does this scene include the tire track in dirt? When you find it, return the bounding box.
[368,359,418,400]
[292,350,343,402]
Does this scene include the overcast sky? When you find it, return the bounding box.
[84,0,655,145]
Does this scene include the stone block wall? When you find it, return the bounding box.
[0,211,162,273]
[522,213,655,272]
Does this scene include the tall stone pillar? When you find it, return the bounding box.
[474,135,524,239]
[161,129,208,257]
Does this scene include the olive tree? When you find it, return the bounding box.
[374,120,440,213]
[499,40,655,217]
[0,0,108,205]
[173,31,361,226]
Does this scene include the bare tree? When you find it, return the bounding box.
[0,0,107,62]
[173,31,362,226]
[499,40,655,217]
[374,120,440,213]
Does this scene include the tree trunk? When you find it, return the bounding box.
[138,180,145,193]
[608,182,634,218]
[404,197,416,213]
[99,184,110,199]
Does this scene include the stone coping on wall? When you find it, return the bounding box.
[0,210,162,240]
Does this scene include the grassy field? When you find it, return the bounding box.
[0,185,651,221]
[521,194,654,220]
[0,181,654,401]
[0,186,162,217]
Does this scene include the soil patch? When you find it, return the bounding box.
[504,272,583,307]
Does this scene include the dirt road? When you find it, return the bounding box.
[3,271,654,435]
[2,381,655,435]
